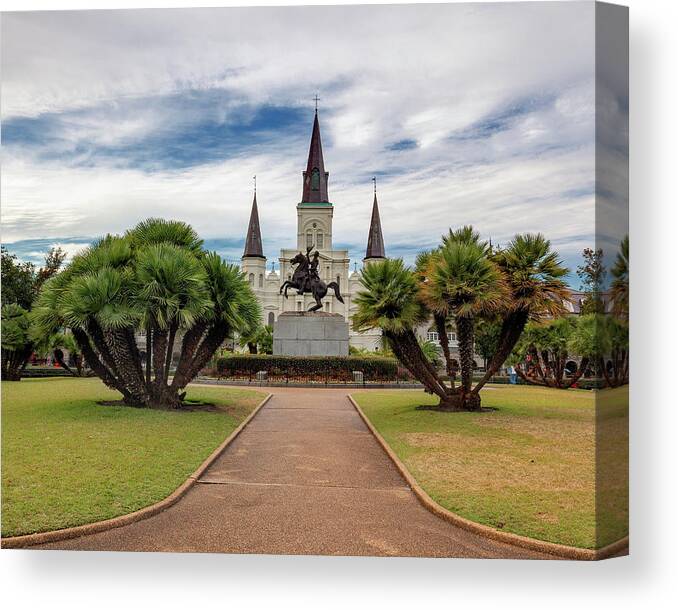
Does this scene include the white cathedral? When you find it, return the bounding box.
[239,109,385,351]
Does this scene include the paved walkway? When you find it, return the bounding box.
[38,388,550,558]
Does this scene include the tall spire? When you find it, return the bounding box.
[365,180,385,260]
[242,190,265,259]
[301,109,330,204]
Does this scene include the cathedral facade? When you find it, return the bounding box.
[239,109,385,351]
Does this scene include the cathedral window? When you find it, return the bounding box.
[336,274,341,289]
[306,232,313,248]
[268,312,275,327]
[311,168,320,191]
[258,274,263,288]
[316,232,324,248]
[248,273,254,286]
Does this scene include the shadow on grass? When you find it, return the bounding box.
[96,399,219,411]
[414,405,499,413]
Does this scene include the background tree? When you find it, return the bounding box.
[31,330,88,377]
[1,304,34,381]
[353,258,452,404]
[577,247,607,314]
[420,231,507,409]
[510,317,588,388]
[611,235,629,318]
[418,338,442,370]
[473,233,571,392]
[240,324,273,355]
[1,247,36,309]
[558,313,629,388]
[474,319,502,371]
[31,219,261,408]
[1,246,66,309]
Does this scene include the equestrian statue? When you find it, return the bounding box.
[279,246,344,312]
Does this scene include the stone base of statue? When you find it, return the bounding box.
[273,311,349,357]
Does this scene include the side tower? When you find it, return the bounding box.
[241,189,267,294]
[363,179,386,266]
[297,109,333,252]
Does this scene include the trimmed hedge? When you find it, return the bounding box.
[488,375,606,390]
[19,367,72,378]
[215,354,399,382]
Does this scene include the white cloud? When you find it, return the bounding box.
[0,2,616,278]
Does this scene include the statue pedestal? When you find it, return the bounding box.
[273,312,349,357]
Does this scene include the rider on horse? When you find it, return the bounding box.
[299,248,320,294]
[280,246,344,312]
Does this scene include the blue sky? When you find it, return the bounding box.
[1,3,628,286]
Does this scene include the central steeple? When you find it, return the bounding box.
[300,110,330,205]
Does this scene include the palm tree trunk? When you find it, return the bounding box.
[104,329,148,405]
[182,322,231,383]
[52,349,74,375]
[145,327,152,386]
[74,353,84,377]
[86,320,122,380]
[171,322,208,390]
[434,313,455,386]
[152,328,168,388]
[455,316,475,394]
[2,349,23,381]
[600,356,614,388]
[516,362,547,386]
[563,357,589,388]
[72,328,132,400]
[164,321,178,381]
[387,330,450,402]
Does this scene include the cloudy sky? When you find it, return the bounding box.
[1,3,628,285]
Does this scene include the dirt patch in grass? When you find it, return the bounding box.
[404,428,594,492]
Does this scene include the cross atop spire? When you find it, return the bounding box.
[300,109,330,204]
[313,94,320,112]
[372,176,377,194]
[253,174,257,193]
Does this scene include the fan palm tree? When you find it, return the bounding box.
[611,235,629,318]
[473,233,570,393]
[420,239,507,409]
[1,304,33,381]
[31,219,260,408]
[353,258,450,403]
[511,317,586,388]
[355,228,571,412]
[31,330,88,376]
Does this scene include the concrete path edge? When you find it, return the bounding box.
[1,393,273,550]
[348,395,629,561]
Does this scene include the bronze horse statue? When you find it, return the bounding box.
[280,250,344,312]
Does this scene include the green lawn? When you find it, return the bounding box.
[352,385,628,549]
[1,377,265,537]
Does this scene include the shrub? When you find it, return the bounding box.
[215,354,399,382]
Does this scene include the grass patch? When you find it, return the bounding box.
[352,385,628,549]
[1,377,265,537]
